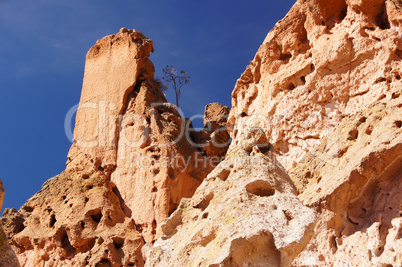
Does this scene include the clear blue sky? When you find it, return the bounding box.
[0,0,295,211]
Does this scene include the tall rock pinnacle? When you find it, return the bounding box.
[0,28,216,266]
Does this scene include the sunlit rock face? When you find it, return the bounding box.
[0,28,221,266]
[228,0,402,171]
[1,0,402,265]
[144,138,317,267]
[226,0,402,265]
[146,0,401,266]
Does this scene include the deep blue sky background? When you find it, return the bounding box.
[0,0,295,211]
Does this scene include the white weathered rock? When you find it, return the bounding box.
[144,136,317,266]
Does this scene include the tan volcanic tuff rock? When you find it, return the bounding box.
[65,28,211,244]
[1,170,145,266]
[0,179,4,214]
[193,103,231,157]
[0,28,216,266]
[143,129,317,267]
[0,180,21,267]
[67,28,154,175]
[228,0,402,171]
[291,93,402,266]
[110,79,211,244]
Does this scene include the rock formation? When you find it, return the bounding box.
[193,103,231,157]
[0,180,4,213]
[0,28,227,266]
[144,129,316,266]
[0,180,20,267]
[1,0,402,266]
[146,0,402,266]
[228,0,402,170]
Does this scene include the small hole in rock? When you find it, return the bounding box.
[287,83,296,90]
[374,77,386,84]
[50,214,57,228]
[240,112,247,117]
[395,121,402,128]
[203,212,209,219]
[60,228,76,258]
[194,192,214,211]
[217,169,231,181]
[347,129,359,140]
[301,76,306,84]
[279,53,292,62]
[23,206,34,212]
[305,171,311,179]
[378,94,386,100]
[90,210,103,224]
[392,92,400,99]
[80,221,85,228]
[246,180,275,197]
[95,259,112,267]
[365,125,374,135]
[113,238,124,250]
[359,117,367,123]
[283,210,294,221]
[338,146,348,157]
[85,197,89,203]
[396,75,401,80]
[82,174,90,179]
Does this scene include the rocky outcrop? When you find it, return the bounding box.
[3,170,145,266]
[292,98,402,266]
[0,180,21,267]
[145,0,401,266]
[228,0,402,171]
[193,103,231,157]
[1,0,402,266]
[66,28,211,246]
[0,227,20,267]
[224,0,402,265]
[0,28,224,266]
[67,27,154,175]
[144,130,316,266]
[0,180,4,213]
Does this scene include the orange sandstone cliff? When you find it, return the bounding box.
[1,0,402,266]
